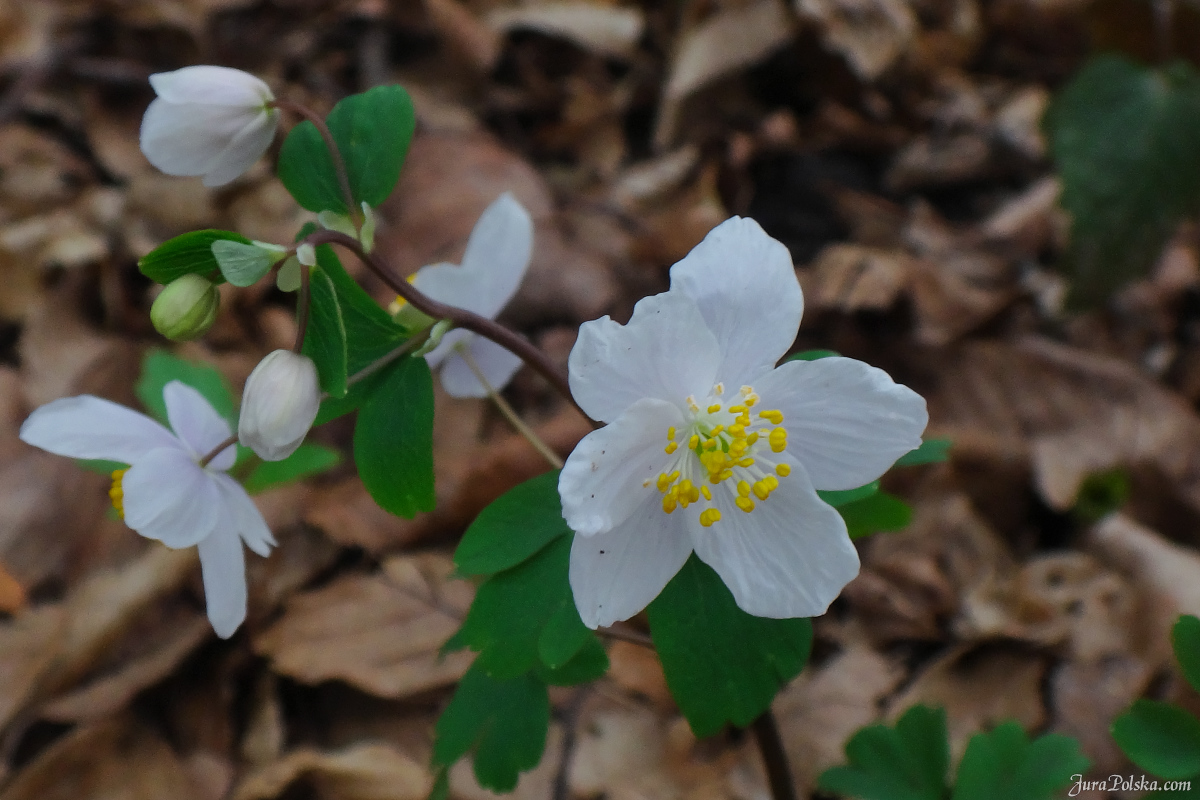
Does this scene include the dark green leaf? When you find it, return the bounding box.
[1072,467,1131,523]
[951,721,1089,800]
[277,85,416,213]
[1175,615,1200,696]
[1112,700,1200,780]
[785,349,840,362]
[432,663,550,793]
[647,555,812,737]
[303,264,349,398]
[451,536,591,678]
[818,705,949,800]
[1046,56,1200,304]
[135,350,236,425]
[839,491,912,539]
[354,355,435,518]
[311,243,407,376]
[243,443,341,493]
[455,471,568,576]
[535,636,610,686]
[428,769,449,800]
[137,230,251,285]
[76,458,129,475]
[894,438,952,467]
[818,481,879,508]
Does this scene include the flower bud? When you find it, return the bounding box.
[238,350,321,461]
[151,274,220,341]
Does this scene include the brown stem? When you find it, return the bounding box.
[752,711,797,800]
[271,98,359,225]
[596,625,655,649]
[293,256,311,353]
[199,434,239,468]
[298,229,595,425]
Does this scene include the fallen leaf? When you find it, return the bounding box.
[606,640,673,708]
[0,559,26,613]
[487,2,646,58]
[231,743,431,800]
[795,0,917,80]
[426,0,503,71]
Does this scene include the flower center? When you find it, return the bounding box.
[109,469,127,519]
[647,384,791,527]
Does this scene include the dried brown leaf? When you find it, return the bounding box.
[487,2,645,58]
[231,743,431,800]
[795,0,917,80]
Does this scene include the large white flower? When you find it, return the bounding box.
[140,65,279,187]
[18,381,274,638]
[405,193,534,398]
[560,217,928,628]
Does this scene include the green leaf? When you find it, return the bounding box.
[895,438,952,467]
[1175,615,1200,696]
[353,355,435,518]
[1046,56,1200,304]
[951,721,1089,800]
[455,471,568,576]
[1112,699,1200,780]
[817,705,949,800]
[135,350,236,425]
[1072,467,1131,524]
[76,458,129,475]
[432,662,550,793]
[138,230,251,285]
[303,263,349,398]
[818,481,879,508]
[311,242,407,376]
[785,349,839,362]
[277,85,416,213]
[243,443,340,493]
[535,636,610,686]
[428,769,449,800]
[647,555,812,737]
[839,491,912,539]
[210,240,281,287]
[450,536,591,677]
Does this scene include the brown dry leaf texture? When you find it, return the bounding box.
[486,2,646,58]
[231,743,431,800]
[254,554,474,698]
[795,0,917,80]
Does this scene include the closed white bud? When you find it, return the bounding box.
[238,350,321,461]
[140,65,279,187]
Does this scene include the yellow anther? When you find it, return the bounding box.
[687,396,700,412]
[765,475,779,491]
[776,463,791,477]
[707,403,722,414]
[699,508,722,527]
[737,457,755,467]
[747,432,759,445]
[769,428,788,453]
[109,469,127,518]
[730,440,748,457]
[735,496,756,513]
[667,426,676,441]
[664,442,679,454]
[657,471,680,491]
[729,424,746,437]
[714,383,725,395]
[710,425,724,437]
[663,495,678,514]
[689,434,700,449]
[737,480,751,497]
[701,485,712,500]
[759,410,784,424]
[719,468,733,482]
[729,405,746,414]
[704,438,718,451]
[753,481,770,501]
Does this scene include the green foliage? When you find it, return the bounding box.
[536,636,610,686]
[1174,615,1200,694]
[303,263,348,397]
[647,555,812,737]
[818,481,881,508]
[138,230,251,285]
[312,242,407,376]
[1113,700,1200,780]
[353,356,435,518]
[1072,468,1131,524]
[839,490,912,539]
[895,438,952,467]
[136,349,236,425]
[819,705,949,800]
[210,240,281,287]
[786,348,840,362]
[431,663,550,793]
[1046,55,1200,304]
[454,471,568,576]
[243,443,340,494]
[278,85,416,214]
[951,722,1089,800]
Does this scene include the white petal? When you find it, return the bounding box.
[669,217,803,389]
[122,449,223,549]
[140,98,257,177]
[237,351,320,462]
[19,395,178,463]
[421,327,472,370]
[212,473,275,556]
[689,458,858,618]
[568,291,721,424]
[559,398,683,536]
[164,381,235,470]
[197,527,247,639]
[150,66,273,107]
[570,495,694,629]
[200,110,279,187]
[439,335,524,398]
[755,357,928,491]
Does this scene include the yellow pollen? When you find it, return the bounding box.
[765,475,779,491]
[704,438,718,451]
[714,383,725,395]
[707,403,722,414]
[687,396,700,413]
[737,457,755,467]
[729,405,746,413]
[747,432,759,445]
[737,480,751,497]
[667,426,676,441]
[729,424,746,437]
[688,434,700,449]
[753,480,770,501]
[719,468,733,481]
[759,410,784,424]
[663,495,678,514]
[109,469,127,518]
[710,425,724,437]
[699,508,721,527]
[776,463,791,477]
[701,485,712,500]
[730,440,747,456]
[769,428,788,453]
[736,496,756,513]
[664,442,679,454]
[657,471,680,492]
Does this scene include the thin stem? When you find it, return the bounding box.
[299,229,595,426]
[343,331,429,390]
[456,342,563,470]
[293,258,311,353]
[752,711,797,800]
[199,434,238,468]
[596,625,654,649]
[271,98,360,226]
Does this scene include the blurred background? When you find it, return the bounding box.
[0,0,1198,797]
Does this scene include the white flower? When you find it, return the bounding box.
[238,350,321,461]
[18,381,275,637]
[140,65,279,187]
[406,193,533,398]
[560,217,928,628]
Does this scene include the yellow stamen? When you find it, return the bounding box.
[664,442,679,454]
[752,480,770,501]
[689,434,700,449]
[109,469,127,518]
[667,426,676,441]
[729,405,746,413]
[657,471,680,492]
[663,495,678,514]
[737,457,755,467]
[769,428,787,453]
[701,485,712,500]
[699,508,721,527]
[737,480,751,498]
[707,403,722,414]
[776,463,791,477]
[735,496,756,513]
[759,409,784,424]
